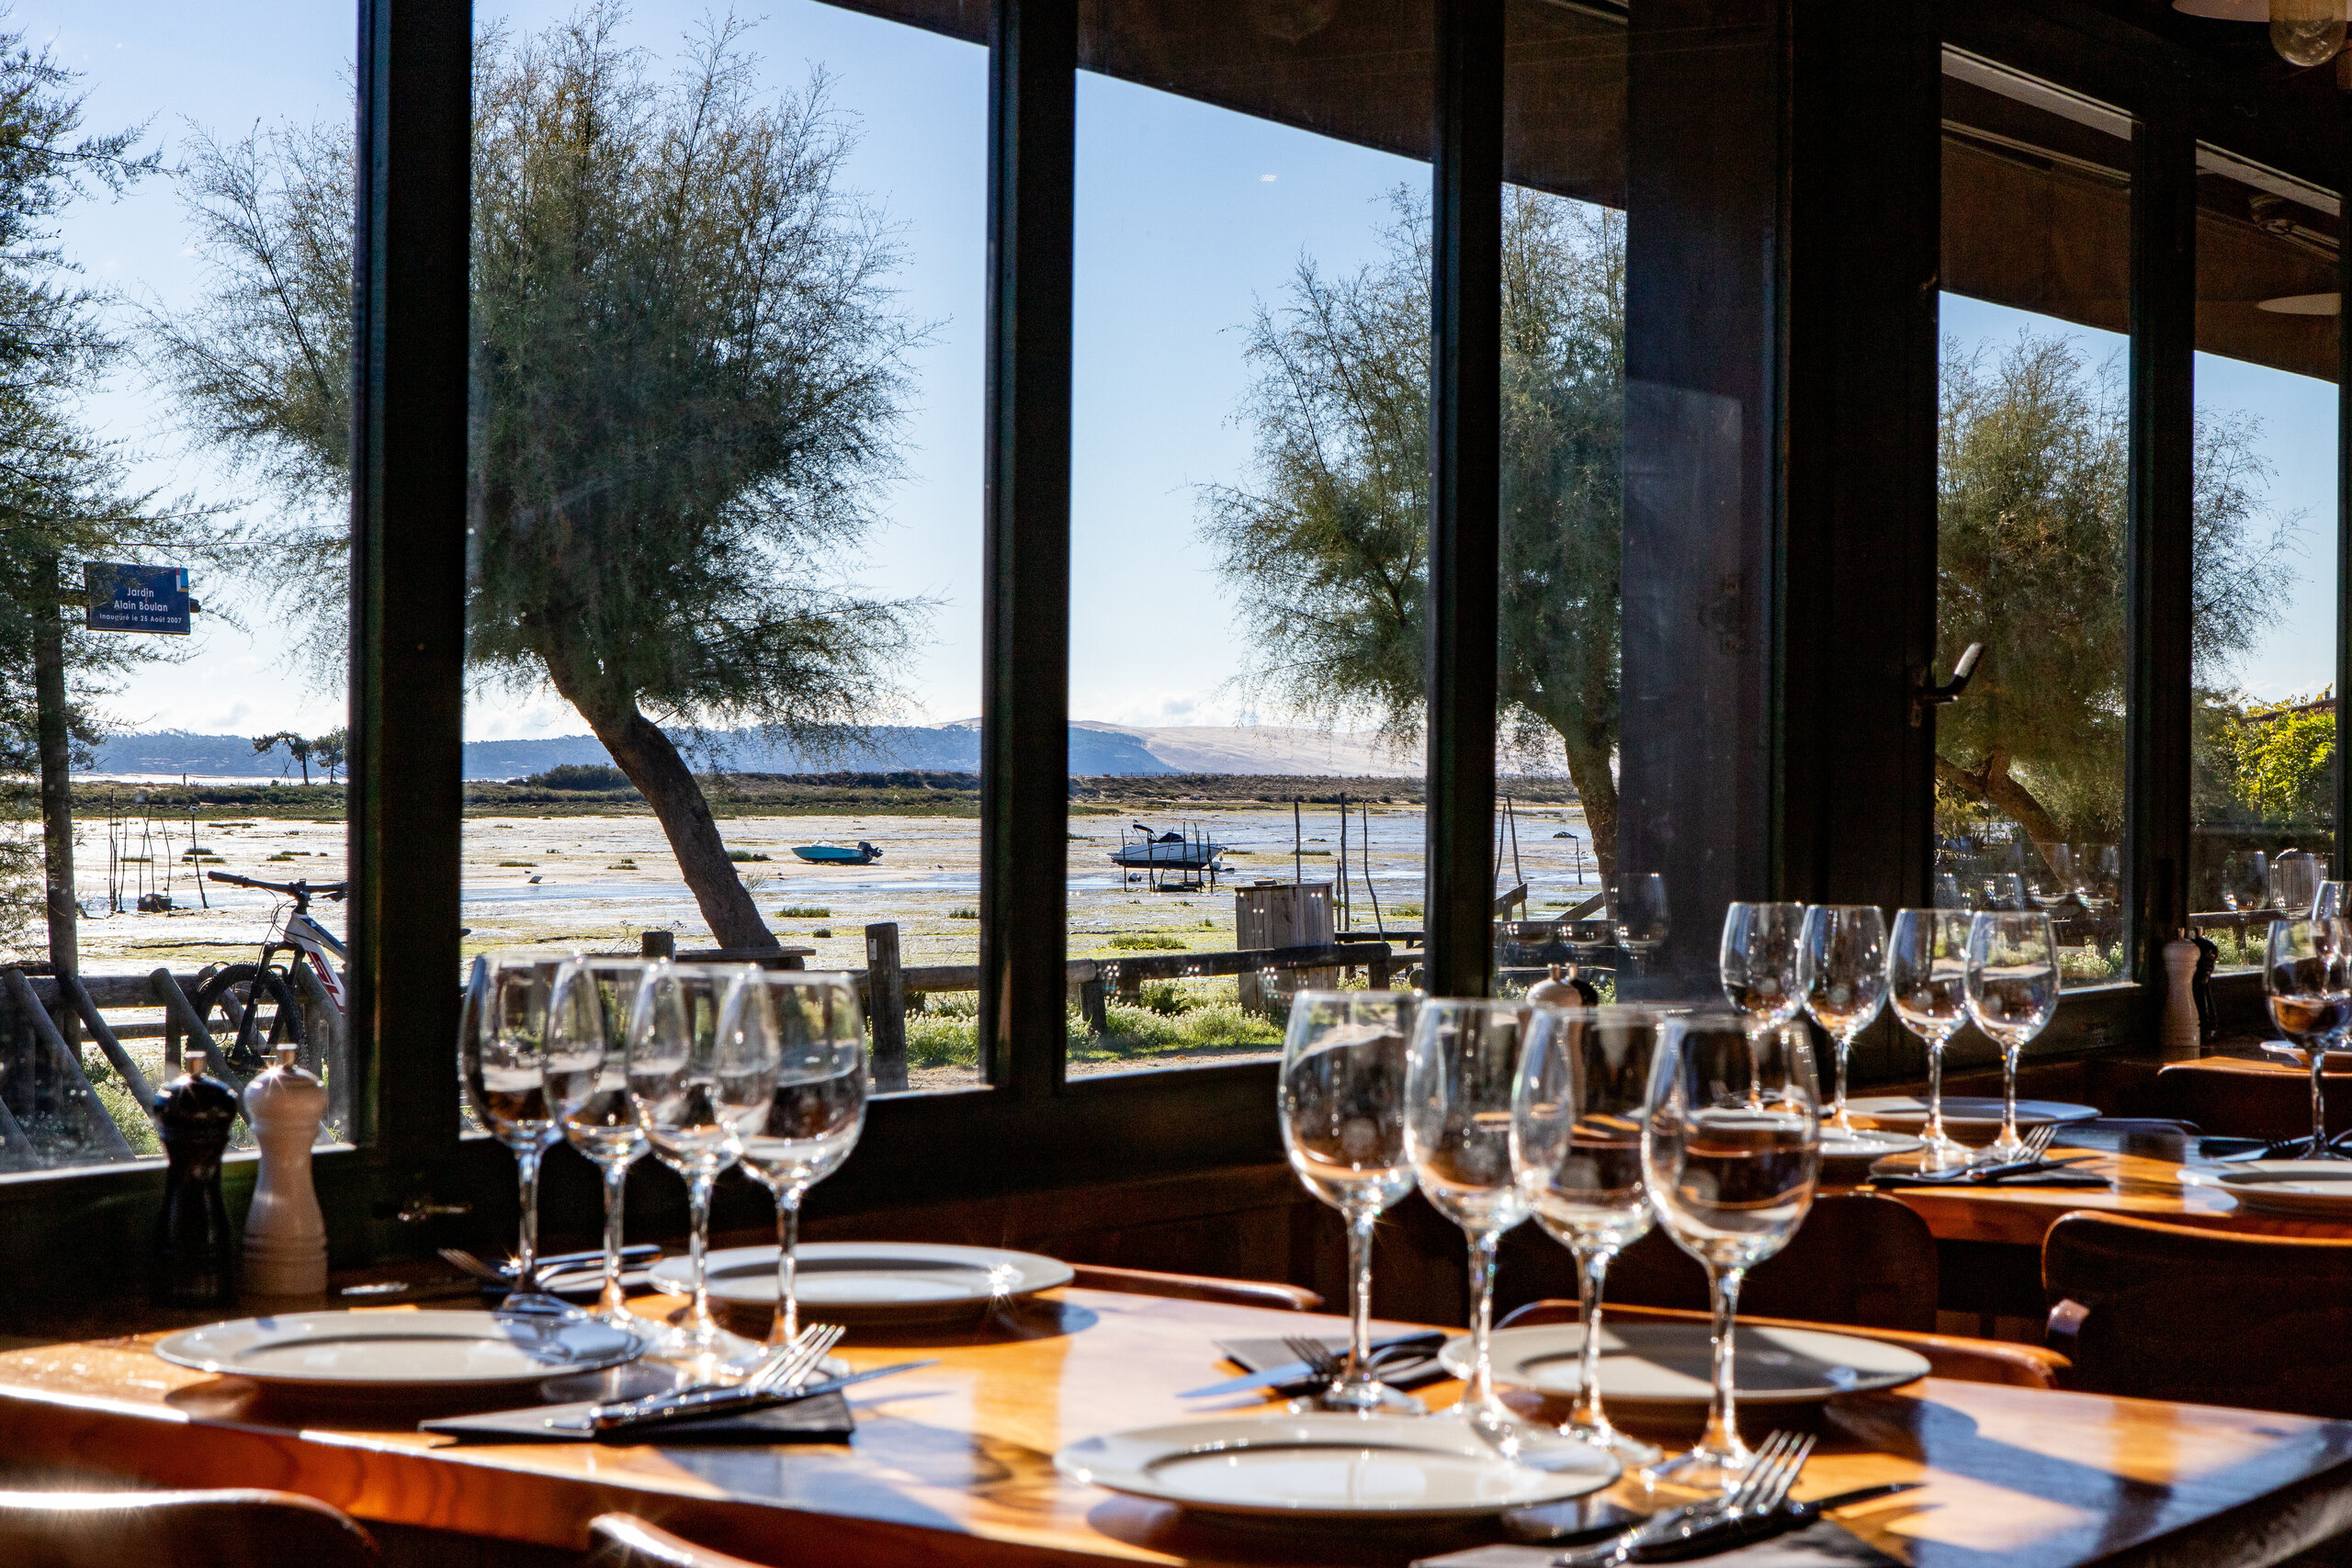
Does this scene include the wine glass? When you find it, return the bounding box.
[626,962,776,1366]
[2222,851,2269,914]
[1404,998,1535,1446]
[1612,874,1669,978]
[2025,844,2075,911]
[1720,903,1804,1109]
[732,971,868,1349]
[2275,852,2322,919]
[1278,990,1421,1415]
[458,953,569,1315]
[1511,1004,1668,1463]
[1639,1014,1819,1494]
[1981,872,2028,912]
[1963,911,2060,1162]
[1887,908,1974,1172]
[2313,882,2348,923]
[545,957,654,1326]
[1797,905,1886,1133]
[2265,918,2352,1159]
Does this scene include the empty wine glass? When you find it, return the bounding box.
[1980,872,2028,912]
[2313,882,2348,923]
[1612,874,1670,979]
[458,953,569,1315]
[2025,844,2075,911]
[733,971,868,1349]
[2222,851,2269,914]
[1798,905,1886,1132]
[1511,1005,1668,1464]
[1720,903,1804,1110]
[1405,998,1535,1446]
[1963,911,2060,1162]
[1639,1014,1819,1495]
[546,957,654,1326]
[627,962,776,1366]
[1887,908,1974,1172]
[2275,852,2322,919]
[2265,918,2352,1159]
[1279,990,1421,1415]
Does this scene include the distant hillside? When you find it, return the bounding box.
[83,725,1178,780]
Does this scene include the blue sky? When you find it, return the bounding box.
[30,2,2340,743]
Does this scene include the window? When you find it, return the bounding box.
[1935,54,2134,991]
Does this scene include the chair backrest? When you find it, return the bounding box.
[591,1514,772,1568]
[1598,1191,1939,1331]
[1494,1299,2066,1390]
[2043,1211,2352,1416]
[1064,1261,1324,1312]
[0,1487,378,1568]
[2153,1061,2352,1139]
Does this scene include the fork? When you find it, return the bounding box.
[1282,1334,1345,1389]
[2023,1122,2059,1159]
[751,1323,846,1393]
[1555,1430,1814,1567]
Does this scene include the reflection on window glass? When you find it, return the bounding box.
[2188,151,2338,973]
[1936,56,2133,990]
[1069,40,1431,1077]
[458,4,985,1095]
[6,5,355,1167]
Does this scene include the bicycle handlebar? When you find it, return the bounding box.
[207,872,349,905]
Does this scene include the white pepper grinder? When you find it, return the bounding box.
[2160,929,2203,1064]
[243,1043,329,1297]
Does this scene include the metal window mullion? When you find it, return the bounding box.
[979,0,1076,1094]
[2338,178,2351,881]
[348,0,470,1161]
[2125,106,2196,983]
[1425,0,1504,999]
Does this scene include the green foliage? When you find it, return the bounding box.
[775,904,831,918]
[527,764,631,791]
[727,850,772,863]
[2222,694,2335,823]
[1104,932,1186,951]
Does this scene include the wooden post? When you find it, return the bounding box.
[32,566,77,1055]
[865,922,908,1093]
[640,930,675,960]
[1080,974,1109,1035]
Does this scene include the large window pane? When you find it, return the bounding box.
[9,5,356,1167]
[1069,17,1432,1076]
[2189,150,2338,972]
[1937,54,2133,991]
[460,5,986,1096]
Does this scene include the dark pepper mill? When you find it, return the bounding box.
[153,1068,240,1306]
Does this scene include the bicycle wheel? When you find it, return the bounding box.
[192,964,307,1075]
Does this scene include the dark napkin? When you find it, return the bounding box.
[1214,1333,1448,1391]
[1871,1166,2109,1191]
[422,1389,854,1445]
[1414,1519,1900,1568]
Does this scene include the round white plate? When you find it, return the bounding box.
[1822,1130,1924,1161]
[651,1242,1075,1323]
[1445,1322,1931,1411]
[153,1310,646,1391]
[2210,1161,2352,1217]
[1845,1096,2098,1135]
[1055,1413,1619,1519]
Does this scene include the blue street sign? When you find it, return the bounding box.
[85,562,194,636]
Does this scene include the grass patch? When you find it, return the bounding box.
[810,928,833,938]
[607,859,639,870]
[776,905,831,919]
[496,860,537,868]
[1105,932,1187,952]
[894,985,1283,1070]
[728,850,772,863]
[948,907,978,919]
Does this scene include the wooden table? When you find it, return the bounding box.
[1881,1146,2352,1251]
[2,1288,2352,1566]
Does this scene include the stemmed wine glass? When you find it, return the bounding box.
[1797,905,1886,1132]
[1887,908,1974,1172]
[1404,998,1534,1446]
[1511,1005,1668,1464]
[2312,882,2348,923]
[732,971,868,1349]
[1721,903,1804,1106]
[1639,1015,1819,1494]
[458,953,569,1315]
[545,957,653,1326]
[1612,874,1669,978]
[2265,918,2352,1159]
[627,962,777,1366]
[1278,990,1421,1415]
[2274,852,2322,919]
[1963,911,2060,1163]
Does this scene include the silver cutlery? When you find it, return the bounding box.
[1633,1479,1925,1560]
[1555,1429,1814,1567]
[582,1353,926,1435]
[1177,1332,1445,1399]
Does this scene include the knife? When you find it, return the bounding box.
[503,1243,661,1277]
[1622,1482,1926,1562]
[1177,1333,1446,1399]
[568,1359,939,1435]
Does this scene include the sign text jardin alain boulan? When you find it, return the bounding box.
[85,562,193,636]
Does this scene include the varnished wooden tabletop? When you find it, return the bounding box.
[0,1287,2349,1566]
[1876,1144,2352,1250]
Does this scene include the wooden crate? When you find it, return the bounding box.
[1234,882,1336,1016]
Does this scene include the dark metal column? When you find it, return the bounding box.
[979,0,1075,1094]
[2337,188,2351,882]
[2125,107,2196,983]
[1425,0,1503,999]
[349,0,470,1157]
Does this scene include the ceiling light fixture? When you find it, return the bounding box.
[2256,292,2342,314]
[2174,0,2347,68]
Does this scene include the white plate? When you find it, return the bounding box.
[2211,1161,2352,1217]
[1055,1413,1619,1519]
[153,1311,646,1391]
[1445,1322,1931,1411]
[1821,1130,1925,1161]
[651,1242,1075,1323]
[1845,1096,2098,1135]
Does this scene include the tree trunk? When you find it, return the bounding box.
[32,569,74,978]
[1934,750,2067,852]
[1556,730,1619,882]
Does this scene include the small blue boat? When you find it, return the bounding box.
[791,840,883,865]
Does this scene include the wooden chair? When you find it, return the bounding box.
[0,1487,378,1568]
[1495,1299,2067,1390]
[2154,1060,2352,1140]
[1584,1192,1940,1332]
[2044,1211,2352,1416]
[1064,1261,1323,1312]
[592,1514,772,1568]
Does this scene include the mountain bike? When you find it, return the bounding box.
[195,873,349,1072]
